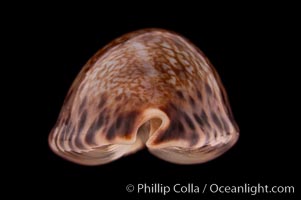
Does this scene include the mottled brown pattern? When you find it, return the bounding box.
[48,28,239,165]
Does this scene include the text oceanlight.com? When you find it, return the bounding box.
[125,183,295,196]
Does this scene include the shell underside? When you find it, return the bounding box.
[48,29,239,165]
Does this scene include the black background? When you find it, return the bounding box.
[16,4,299,199]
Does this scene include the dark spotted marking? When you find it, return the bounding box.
[78,110,87,133]
[85,114,105,145]
[159,103,179,118]
[169,103,179,111]
[85,121,97,145]
[196,90,203,101]
[183,113,195,130]
[115,95,122,101]
[106,124,116,140]
[98,96,107,109]
[193,113,204,127]
[189,132,199,146]
[96,115,105,129]
[189,96,195,106]
[122,111,139,137]
[153,119,184,144]
[162,103,192,131]
[116,115,122,129]
[106,111,139,140]
[200,111,210,128]
[205,83,212,95]
[177,121,185,133]
[211,112,223,130]
[176,90,185,99]
[75,134,85,149]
